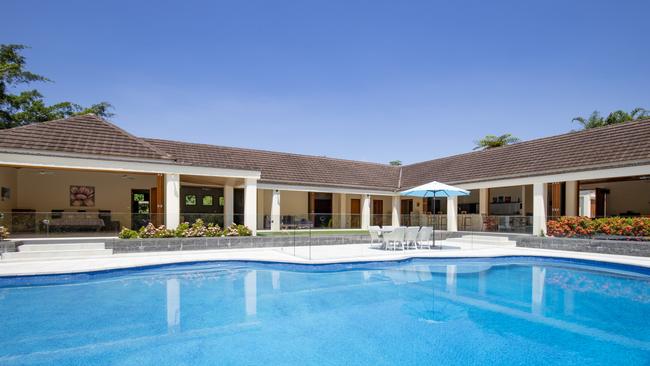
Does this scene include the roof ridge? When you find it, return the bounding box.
[88,115,174,160]
[402,118,650,169]
[143,137,399,168]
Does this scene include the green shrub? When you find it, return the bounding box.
[118,227,139,239]
[224,223,253,237]
[174,222,190,237]
[236,224,252,236]
[0,226,9,240]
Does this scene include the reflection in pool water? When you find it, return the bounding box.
[0,257,649,365]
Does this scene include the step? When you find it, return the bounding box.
[18,243,106,252]
[15,237,111,245]
[1,249,113,261]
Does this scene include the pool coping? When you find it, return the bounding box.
[2,244,650,277]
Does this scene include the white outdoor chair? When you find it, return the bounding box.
[383,227,406,251]
[404,226,421,249]
[417,226,434,249]
[381,226,394,231]
[369,226,382,249]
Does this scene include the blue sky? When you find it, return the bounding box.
[3,0,649,164]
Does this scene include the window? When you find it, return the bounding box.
[202,195,213,206]
[133,193,145,202]
[219,196,225,206]
[185,194,196,206]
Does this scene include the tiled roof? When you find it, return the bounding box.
[400,119,650,188]
[1,115,649,191]
[0,114,172,161]
[144,138,401,190]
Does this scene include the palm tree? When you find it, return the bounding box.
[573,107,649,130]
[473,134,520,150]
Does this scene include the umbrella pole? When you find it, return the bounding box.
[432,191,436,249]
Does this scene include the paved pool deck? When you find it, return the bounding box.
[1,240,650,276]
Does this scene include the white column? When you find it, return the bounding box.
[244,270,257,317]
[446,265,457,295]
[166,278,180,334]
[391,195,401,227]
[580,190,592,217]
[339,193,347,229]
[447,196,458,231]
[224,185,234,227]
[361,194,371,229]
[479,188,489,215]
[533,182,547,236]
[271,189,281,231]
[271,271,280,290]
[244,178,258,235]
[164,173,180,229]
[565,181,578,216]
[532,266,546,315]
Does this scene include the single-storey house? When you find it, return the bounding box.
[0,114,648,237]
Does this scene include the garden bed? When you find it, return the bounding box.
[106,234,371,253]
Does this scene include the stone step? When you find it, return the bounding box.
[1,248,113,261]
[18,243,106,252]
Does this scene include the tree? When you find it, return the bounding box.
[473,134,520,150]
[389,160,402,166]
[0,44,113,129]
[572,108,649,130]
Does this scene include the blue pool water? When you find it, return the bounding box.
[1,257,649,365]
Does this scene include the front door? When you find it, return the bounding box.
[350,199,361,228]
[372,200,383,226]
[131,189,150,230]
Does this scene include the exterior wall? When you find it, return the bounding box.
[281,190,308,216]
[0,167,17,213]
[580,180,650,216]
[15,168,156,228]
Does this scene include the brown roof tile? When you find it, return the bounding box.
[400,119,650,188]
[2,115,649,191]
[0,114,172,161]
[144,138,401,190]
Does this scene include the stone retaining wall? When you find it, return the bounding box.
[517,236,650,257]
[106,234,372,253]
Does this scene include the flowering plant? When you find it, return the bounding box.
[547,216,650,240]
[138,223,175,238]
[118,220,250,239]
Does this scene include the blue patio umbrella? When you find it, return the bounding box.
[400,181,470,248]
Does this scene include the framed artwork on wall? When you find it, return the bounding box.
[70,186,95,207]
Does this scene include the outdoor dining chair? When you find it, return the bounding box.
[369,226,382,249]
[382,227,406,251]
[416,226,434,249]
[404,226,421,249]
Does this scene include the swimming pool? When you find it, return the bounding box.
[1,257,649,365]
